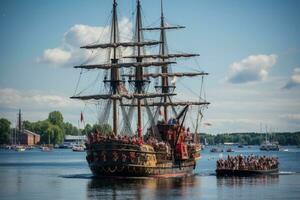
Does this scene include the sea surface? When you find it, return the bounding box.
[0,146,300,200]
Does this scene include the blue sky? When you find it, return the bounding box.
[0,0,300,133]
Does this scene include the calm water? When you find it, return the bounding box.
[0,146,300,200]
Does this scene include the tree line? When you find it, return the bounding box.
[0,111,111,145]
[1,111,300,145]
[200,132,300,146]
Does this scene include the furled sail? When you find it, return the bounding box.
[123,53,199,59]
[81,41,161,49]
[74,61,176,69]
[122,72,208,78]
[71,93,176,100]
[141,25,185,31]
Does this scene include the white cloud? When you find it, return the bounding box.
[283,68,300,89]
[38,17,133,67]
[279,114,300,124]
[64,24,110,47]
[0,87,85,126]
[0,88,79,109]
[38,48,71,65]
[227,54,278,84]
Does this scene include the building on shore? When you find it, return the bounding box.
[10,109,40,146]
[62,135,86,147]
[18,129,40,146]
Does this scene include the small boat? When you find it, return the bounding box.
[27,146,36,150]
[238,144,243,148]
[210,148,223,153]
[58,144,71,149]
[260,141,279,151]
[216,168,279,176]
[226,148,234,152]
[200,144,205,150]
[260,132,279,151]
[15,146,26,152]
[72,145,85,152]
[41,146,52,152]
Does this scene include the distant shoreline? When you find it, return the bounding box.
[199,132,300,146]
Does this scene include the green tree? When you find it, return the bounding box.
[62,122,73,135]
[48,111,63,127]
[23,120,34,131]
[0,118,11,144]
[83,124,92,135]
[92,123,112,135]
[277,135,287,145]
[45,125,64,145]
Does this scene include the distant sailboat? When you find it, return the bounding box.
[260,128,279,151]
[41,134,53,152]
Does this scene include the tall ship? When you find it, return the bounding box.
[71,0,209,177]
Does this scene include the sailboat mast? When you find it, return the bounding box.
[160,0,169,122]
[111,0,119,135]
[136,0,143,140]
[18,109,22,144]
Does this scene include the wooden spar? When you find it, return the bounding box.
[140,26,185,31]
[120,101,210,107]
[123,53,200,59]
[74,61,176,69]
[70,93,176,100]
[122,72,209,78]
[80,41,161,49]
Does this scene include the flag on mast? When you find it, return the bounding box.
[80,111,84,123]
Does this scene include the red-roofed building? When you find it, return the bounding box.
[18,129,40,146]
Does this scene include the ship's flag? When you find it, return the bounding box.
[80,111,84,123]
[159,108,163,116]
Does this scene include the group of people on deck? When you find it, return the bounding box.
[86,131,140,145]
[217,155,279,171]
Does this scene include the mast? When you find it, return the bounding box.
[72,0,199,138]
[18,109,22,144]
[160,0,169,122]
[111,0,119,135]
[136,0,143,139]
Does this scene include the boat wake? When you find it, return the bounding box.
[278,171,299,175]
[60,174,93,179]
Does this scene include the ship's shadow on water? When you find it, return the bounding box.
[86,175,199,200]
[60,172,298,199]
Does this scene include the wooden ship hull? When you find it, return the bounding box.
[88,159,196,177]
[216,168,279,177]
[86,141,200,177]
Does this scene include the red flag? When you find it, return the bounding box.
[80,111,84,123]
[159,108,162,116]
